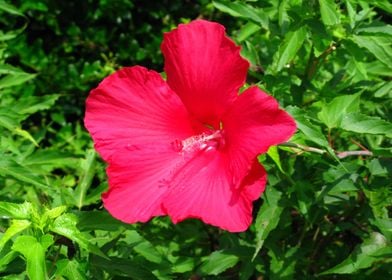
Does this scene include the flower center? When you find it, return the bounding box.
[172,130,225,154]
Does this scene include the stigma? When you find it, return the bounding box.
[172,130,226,154]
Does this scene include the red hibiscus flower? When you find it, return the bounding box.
[84,20,296,232]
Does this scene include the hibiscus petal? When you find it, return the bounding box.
[84,66,194,162]
[102,145,183,223]
[222,86,297,184]
[162,149,267,232]
[161,20,249,126]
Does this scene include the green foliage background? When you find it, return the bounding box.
[0,0,391,279]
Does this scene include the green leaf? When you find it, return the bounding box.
[0,201,32,219]
[55,259,86,280]
[77,211,124,232]
[374,81,392,98]
[286,106,330,148]
[0,108,23,130]
[267,146,284,173]
[91,255,155,279]
[357,24,392,36]
[0,1,25,17]
[253,187,284,259]
[319,0,340,26]
[11,95,60,116]
[212,0,268,28]
[320,232,389,275]
[0,157,48,188]
[317,93,361,129]
[271,26,307,72]
[0,219,31,250]
[340,113,392,137]
[123,230,163,264]
[199,250,239,276]
[50,213,107,258]
[0,109,39,145]
[74,150,96,209]
[237,21,261,42]
[269,246,298,279]
[0,72,36,90]
[12,234,54,280]
[352,35,392,69]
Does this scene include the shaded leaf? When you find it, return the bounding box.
[50,213,107,258]
[253,187,284,259]
[320,232,389,275]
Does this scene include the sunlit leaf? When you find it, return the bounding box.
[317,93,361,129]
[12,235,53,280]
[271,26,307,72]
[341,113,392,137]
[199,250,239,275]
[319,0,340,26]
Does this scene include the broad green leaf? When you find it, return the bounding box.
[340,113,392,137]
[0,157,48,188]
[357,24,392,36]
[74,150,96,209]
[123,230,163,264]
[77,211,125,232]
[0,249,19,272]
[0,72,36,90]
[23,149,77,171]
[253,187,284,259]
[0,109,38,145]
[171,257,195,273]
[372,218,392,241]
[0,64,25,75]
[212,0,268,28]
[0,219,31,250]
[237,21,261,42]
[45,206,67,220]
[91,255,155,279]
[319,0,340,26]
[55,259,86,280]
[0,201,32,219]
[320,232,389,275]
[269,246,298,279]
[13,128,39,146]
[12,235,54,280]
[374,81,392,98]
[0,1,25,16]
[50,213,107,258]
[267,146,284,173]
[11,95,60,116]
[286,106,330,148]
[352,35,392,68]
[0,108,22,130]
[373,0,392,14]
[271,26,307,72]
[199,250,239,275]
[317,93,360,129]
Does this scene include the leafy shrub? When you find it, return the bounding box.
[0,0,391,279]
